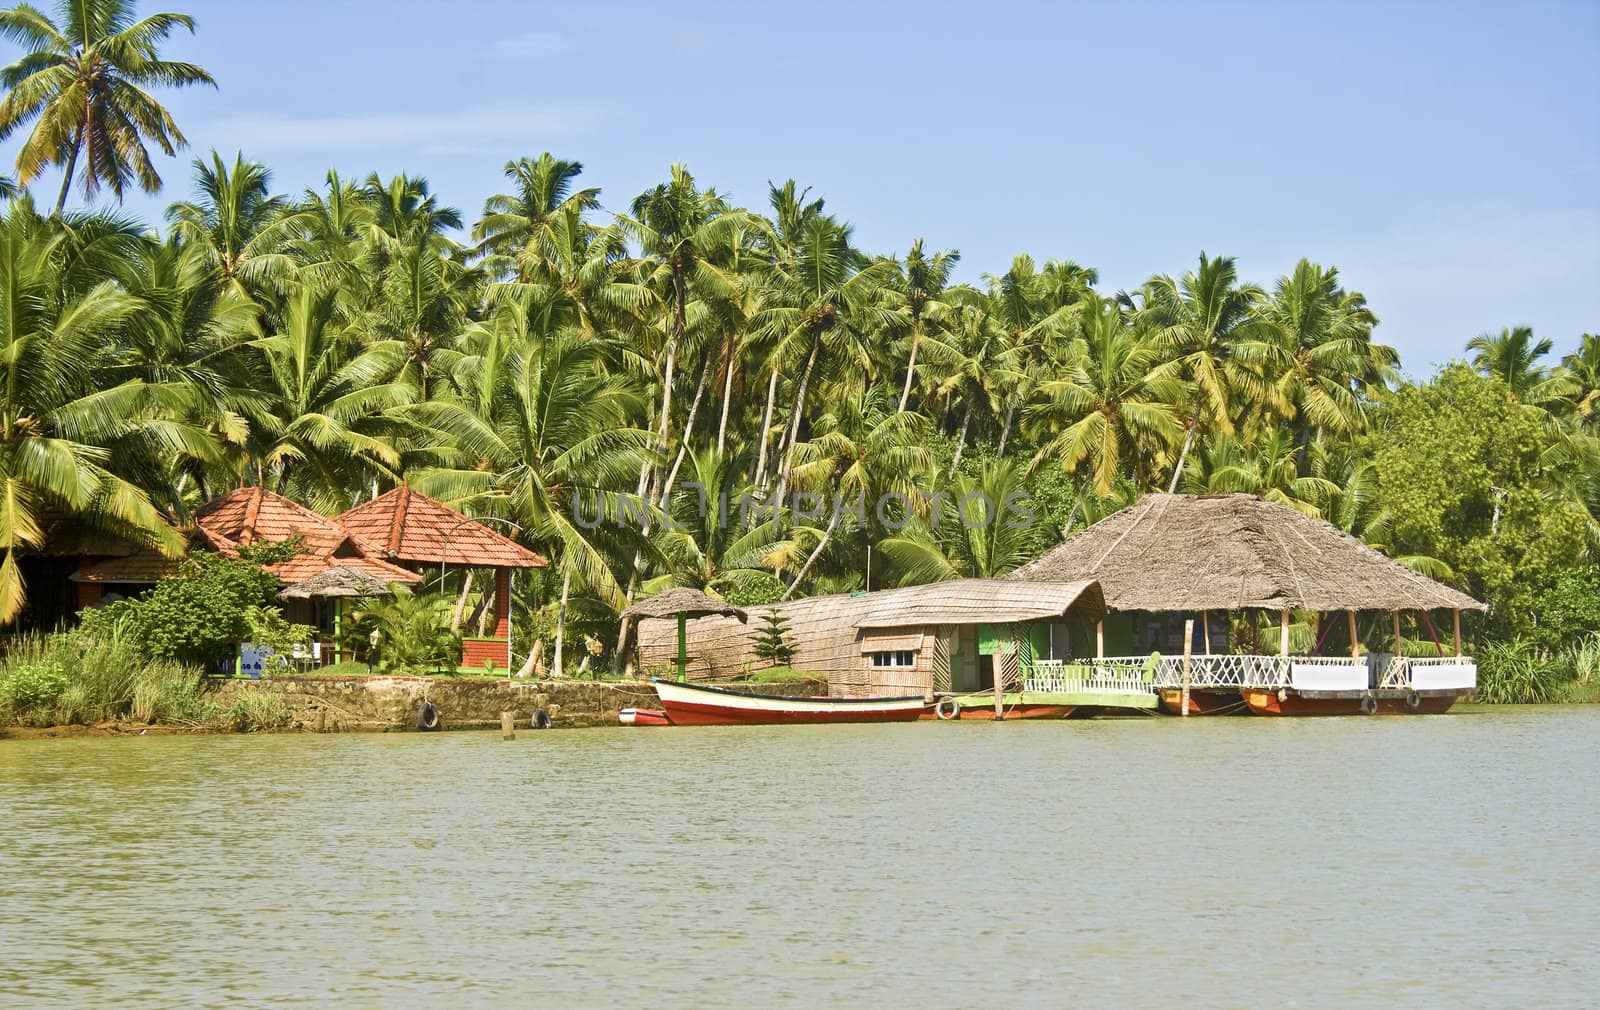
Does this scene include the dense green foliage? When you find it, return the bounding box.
[0,5,1597,689]
[0,630,209,726]
[79,552,302,664]
[352,588,463,675]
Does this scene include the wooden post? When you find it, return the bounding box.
[1181,618,1193,717]
[1348,609,1359,659]
[1453,609,1462,657]
[1201,610,1211,655]
[677,612,688,683]
[1279,610,1290,657]
[501,710,515,740]
[1096,620,1105,659]
[993,640,1007,721]
[1393,610,1403,657]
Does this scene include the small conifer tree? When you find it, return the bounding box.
[750,608,796,666]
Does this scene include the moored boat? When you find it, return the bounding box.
[619,707,671,726]
[653,678,926,726]
[1242,688,1459,716]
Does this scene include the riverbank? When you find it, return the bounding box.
[0,675,828,738]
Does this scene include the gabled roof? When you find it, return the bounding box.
[336,486,547,569]
[853,579,1106,629]
[1008,493,1485,613]
[193,487,420,586]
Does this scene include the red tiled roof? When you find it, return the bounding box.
[193,487,422,585]
[70,553,183,584]
[336,487,547,569]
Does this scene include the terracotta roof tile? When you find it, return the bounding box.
[336,487,547,569]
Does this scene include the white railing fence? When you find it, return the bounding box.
[1379,655,1477,690]
[1022,658,1154,695]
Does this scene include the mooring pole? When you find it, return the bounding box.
[501,710,515,740]
[1182,618,1194,718]
[677,612,688,683]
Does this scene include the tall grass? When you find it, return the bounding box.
[1477,633,1600,704]
[0,631,213,727]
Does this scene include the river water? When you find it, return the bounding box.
[2,707,1596,1008]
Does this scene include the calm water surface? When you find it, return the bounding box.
[2,708,1597,1008]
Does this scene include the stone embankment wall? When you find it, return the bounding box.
[210,676,825,731]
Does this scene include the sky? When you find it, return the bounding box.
[2,0,1597,372]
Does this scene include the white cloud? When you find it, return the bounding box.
[209,106,590,153]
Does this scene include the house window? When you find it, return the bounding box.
[869,650,915,668]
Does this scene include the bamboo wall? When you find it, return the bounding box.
[635,594,941,697]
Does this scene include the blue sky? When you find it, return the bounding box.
[4,0,1597,371]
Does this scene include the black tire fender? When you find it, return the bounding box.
[530,708,552,730]
[1404,690,1422,712]
[417,701,441,731]
[935,698,960,720]
[1360,693,1379,716]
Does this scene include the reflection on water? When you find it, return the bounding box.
[2,708,1598,1008]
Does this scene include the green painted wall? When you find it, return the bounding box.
[1069,612,1134,656]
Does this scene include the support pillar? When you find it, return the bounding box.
[1453,609,1462,657]
[1096,620,1105,659]
[1181,618,1194,717]
[1279,610,1290,657]
[1348,609,1359,659]
[1393,610,1403,657]
[677,612,688,683]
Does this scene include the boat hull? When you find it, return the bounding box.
[933,703,1078,721]
[619,708,671,726]
[1243,690,1460,716]
[653,679,926,726]
[1158,689,1248,716]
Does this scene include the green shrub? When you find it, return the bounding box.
[0,631,209,726]
[351,587,462,675]
[2,658,69,712]
[1477,639,1568,703]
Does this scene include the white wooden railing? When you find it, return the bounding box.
[1378,655,1477,691]
[1145,654,1288,689]
[1022,659,1154,695]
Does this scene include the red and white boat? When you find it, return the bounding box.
[619,708,672,726]
[653,678,926,726]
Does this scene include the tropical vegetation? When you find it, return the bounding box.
[0,3,1596,702]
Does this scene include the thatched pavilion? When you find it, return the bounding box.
[621,587,747,683]
[1007,493,1486,710]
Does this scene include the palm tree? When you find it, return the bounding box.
[164,150,293,297]
[0,197,186,619]
[244,285,414,511]
[1024,297,1184,495]
[924,296,1017,475]
[1468,325,1564,405]
[1561,334,1600,428]
[409,305,656,670]
[1262,259,1393,439]
[473,153,600,276]
[0,0,215,210]
[1139,252,1278,491]
[886,239,960,412]
[876,459,1050,583]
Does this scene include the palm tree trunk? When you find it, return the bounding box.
[898,322,921,412]
[450,569,475,632]
[950,401,974,474]
[1167,416,1200,493]
[772,340,821,522]
[552,568,571,677]
[782,499,844,600]
[753,366,780,487]
[55,127,83,213]
[715,333,736,455]
[997,401,1017,456]
[659,352,712,507]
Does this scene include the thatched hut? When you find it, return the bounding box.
[621,588,747,683]
[635,578,1105,697]
[1007,493,1486,705]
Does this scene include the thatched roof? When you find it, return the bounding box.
[622,587,748,622]
[1009,493,1485,612]
[855,579,1105,628]
[278,566,400,600]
